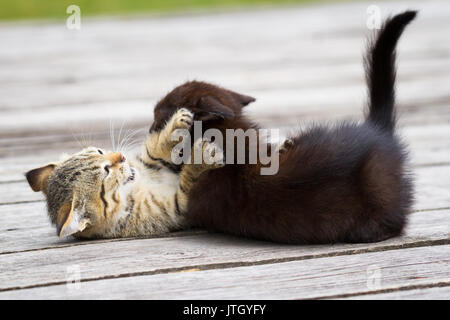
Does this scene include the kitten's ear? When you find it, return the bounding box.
[57,197,90,238]
[194,96,235,121]
[227,90,255,107]
[25,163,57,194]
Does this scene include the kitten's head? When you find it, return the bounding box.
[150,81,255,132]
[25,147,137,238]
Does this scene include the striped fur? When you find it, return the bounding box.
[26,109,223,239]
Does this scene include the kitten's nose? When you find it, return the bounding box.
[107,152,125,165]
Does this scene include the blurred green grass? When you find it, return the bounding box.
[0,0,331,21]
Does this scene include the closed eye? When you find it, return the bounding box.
[98,149,104,154]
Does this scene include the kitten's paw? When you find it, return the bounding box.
[193,139,225,169]
[277,138,294,154]
[204,141,225,168]
[173,108,194,130]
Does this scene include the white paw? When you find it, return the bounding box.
[277,138,294,154]
[173,108,194,130]
[204,141,224,167]
[193,139,225,168]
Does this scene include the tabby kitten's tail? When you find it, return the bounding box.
[365,10,417,133]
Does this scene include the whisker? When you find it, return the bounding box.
[71,130,83,149]
[117,119,126,152]
[119,128,145,153]
[109,119,116,151]
[118,132,136,153]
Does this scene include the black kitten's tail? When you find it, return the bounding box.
[365,10,417,133]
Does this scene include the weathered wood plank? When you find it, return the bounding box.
[2,76,450,137]
[1,160,448,254]
[405,124,450,167]
[2,99,448,145]
[0,209,448,290]
[1,0,447,72]
[1,54,449,113]
[0,159,448,253]
[343,285,450,300]
[1,51,448,100]
[0,1,449,136]
[2,162,449,210]
[413,165,450,211]
[0,182,44,203]
[0,0,447,71]
[1,119,450,182]
[0,201,208,254]
[1,244,448,299]
[0,0,448,300]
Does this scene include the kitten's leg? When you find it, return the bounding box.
[142,108,193,166]
[175,139,224,213]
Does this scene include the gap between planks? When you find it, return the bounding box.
[0,228,209,256]
[342,283,450,299]
[316,281,450,300]
[3,161,450,207]
[1,120,450,183]
[0,211,445,256]
[0,208,448,291]
[1,240,449,294]
[1,244,449,299]
[0,206,447,256]
[1,163,449,254]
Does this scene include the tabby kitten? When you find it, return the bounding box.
[26,109,223,239]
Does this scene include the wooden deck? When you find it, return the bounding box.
[0,0,449,299]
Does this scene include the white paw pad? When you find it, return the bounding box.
[174,108,194,129]
[194,139,224,167]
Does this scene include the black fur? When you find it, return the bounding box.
[150,11,417,244]
[366,11,417,133]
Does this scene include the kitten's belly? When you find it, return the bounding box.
[132,157,180,199]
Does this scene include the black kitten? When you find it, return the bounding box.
[151,11,417,244]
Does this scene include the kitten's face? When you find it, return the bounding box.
[150,81,255,132]
[26,146,137,238]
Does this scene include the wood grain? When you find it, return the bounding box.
[2,163,449,210]
[343,285,450,300]
[0,0,449,299]
[1,245,448,299]
[0,1,449,137]
[0,209,448,290]
[1,121,450,183]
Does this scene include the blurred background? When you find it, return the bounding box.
[1,0,332,20]
[0,0,449,179]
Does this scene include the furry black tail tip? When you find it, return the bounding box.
[366,10,417,134]
[399,10,418,21]
[390,11,417,30]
